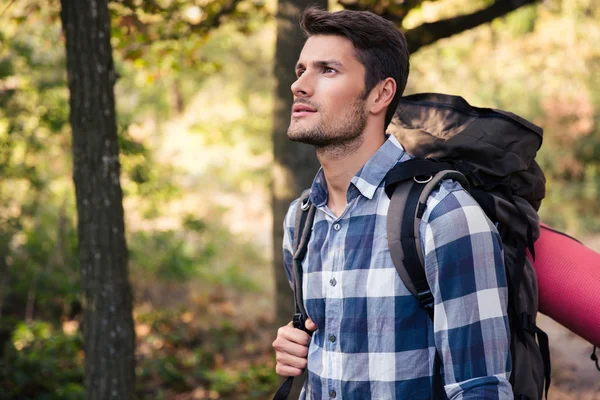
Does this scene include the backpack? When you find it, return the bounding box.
[274,93,551,400]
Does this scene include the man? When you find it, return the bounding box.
[272,8,512,399]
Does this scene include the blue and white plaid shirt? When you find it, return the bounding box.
[282,134,512,399]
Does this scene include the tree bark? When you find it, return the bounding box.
[60,1,136,399]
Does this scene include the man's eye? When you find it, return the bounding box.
[324,67,336,74]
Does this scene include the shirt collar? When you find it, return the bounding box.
[309,134,408,206]
[351,134,408,200]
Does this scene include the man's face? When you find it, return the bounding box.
[287,35,369,148]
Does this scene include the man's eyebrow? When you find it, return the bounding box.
[295,60,345,70]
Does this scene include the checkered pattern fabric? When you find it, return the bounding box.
[282,135,513,399]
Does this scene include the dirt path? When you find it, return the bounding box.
[538,315,600,399]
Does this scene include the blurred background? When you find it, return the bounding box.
[0,0,599,399]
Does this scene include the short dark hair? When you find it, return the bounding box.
[299,7,410,128]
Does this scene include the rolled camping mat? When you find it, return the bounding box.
[532,223,600,346]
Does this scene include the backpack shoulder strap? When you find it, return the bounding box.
[293,189,313,253]
[385,159,468,317]
[273,190,315,400]
[291,189,316,333]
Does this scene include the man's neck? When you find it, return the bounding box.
[317,128,386,217]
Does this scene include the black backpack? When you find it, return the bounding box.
[274,93,551,400]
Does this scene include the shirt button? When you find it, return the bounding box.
[329,334,336,343]
[330,278,337,287]
[333,223,341,231]
[329,390,337,398]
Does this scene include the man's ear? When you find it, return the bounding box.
[369,78,397,115]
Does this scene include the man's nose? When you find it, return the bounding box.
[291,73,313,98]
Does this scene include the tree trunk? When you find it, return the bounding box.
[60,1,136,399]
[271,0,326,396]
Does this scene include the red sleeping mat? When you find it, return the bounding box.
[532,223,600,346]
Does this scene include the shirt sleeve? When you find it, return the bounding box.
[282,199,300,291]
[420,181,513,399]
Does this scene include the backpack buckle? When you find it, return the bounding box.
[301,198,311,211]
[414,175,433,184]
[293,313,314,336]
[293,313,305,329]
[416,289,435,314]
[521,312,535,334]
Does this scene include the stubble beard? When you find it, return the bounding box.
[287,98,368,159]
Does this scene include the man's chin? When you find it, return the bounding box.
[287,126,307,142]
[287,129,323,146]
[287,135,314,145]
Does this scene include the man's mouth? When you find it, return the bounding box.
[292,103,317,118]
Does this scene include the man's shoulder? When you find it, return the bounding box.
[284,196,302,227]
[424,179,474,217]
[283,189,311,234]
[420,178,498,240]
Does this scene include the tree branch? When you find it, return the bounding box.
[187,0,244,36]
[115,0,246,41]
[337,0,409,24]
[0,0,15,18]
[405,0,540,53]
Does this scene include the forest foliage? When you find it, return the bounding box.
[0,0,599,398]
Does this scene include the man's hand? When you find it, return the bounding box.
[272,318,318,377]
